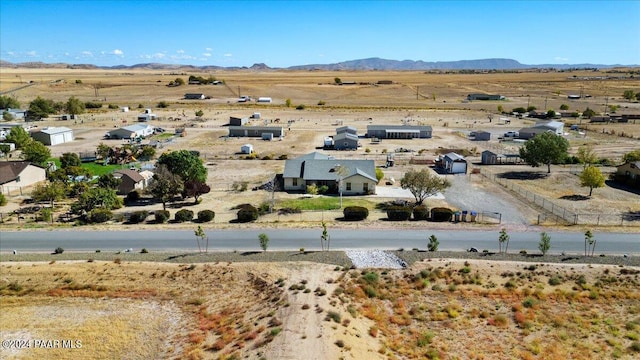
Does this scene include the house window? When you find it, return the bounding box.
[346,182,351,191]
[292,178,298,186]
[363,183,368,192]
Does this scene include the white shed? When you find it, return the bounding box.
[31,127,74,146]
[241,144,254,154]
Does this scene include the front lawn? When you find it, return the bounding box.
[277,196,376,211]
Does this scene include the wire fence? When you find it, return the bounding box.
[479,168,640,227]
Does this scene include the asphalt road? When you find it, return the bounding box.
[1,229,638,255]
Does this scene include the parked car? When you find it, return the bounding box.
[504,131,518,138]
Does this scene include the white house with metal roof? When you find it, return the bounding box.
[107,123,154,139]
[31,127,74,146]
[283,152,377,195]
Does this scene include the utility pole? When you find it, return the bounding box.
[416,86,419,100]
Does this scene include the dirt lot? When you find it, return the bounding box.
[1,255,638,359]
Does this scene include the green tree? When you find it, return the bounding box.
[195,109,204,117]
[60,152,81,169]
[97,173,122,190]
[498,228,510,254]
[546,109,556,118]
[0,95,20,109]
[285,98,292,108]
[560,104,569,110]
[519,132,569,173]
[576,144,598,169]
[22,140,51,166]
[512,107,527,114]
[623,90,636,102]
[375,168,384,182]
[258,233,269,252]
[622,149,640,163]
[4,126,31,149]
[580,166,605,196]
[539,232,551,255]
[320,221,330,251]
[65,96,85,115]
[497,105,504,113]
[27,96,57,120]
[96,143,111,160]
[3,111,14,121]
[31,182,66,208]
[194,225,208,253]
[0,192,7,206]
[334,77,342,85]
[157,150,207,182]
[71,187,122,215]
[582,107,596,119]
[175,77,185,86]
[0,144,10,158]
[526,106,537,112]
[148,164,184,210]
[400,169,451,205]
[584,230,595,257]
[427,234,439,252]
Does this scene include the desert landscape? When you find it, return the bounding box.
[1,66,640,359]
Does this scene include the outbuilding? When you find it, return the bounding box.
[228,126,283,139]
[472,130,491,141]
[442,152,467,174]
[229,115,249,126]
[31,127,74,146]
[333,132,359,150]
[107,123,154,139]
[241,144,254,154]
[184,93,206,100]
[257,97,272,103]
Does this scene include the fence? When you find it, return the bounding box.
[480,168,640,227]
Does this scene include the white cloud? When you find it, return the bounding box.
[112,49,124,56]
[177,49,185,54]
[7,51,15,56]
[203,53,211,57]
[82,51,93,57]
[224,53,232,57]
[554,56,569,62]
[26,51,37,57]
[140,52,167,60]
[206,47,212,51]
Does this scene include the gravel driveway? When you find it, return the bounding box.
[443,174,530,226]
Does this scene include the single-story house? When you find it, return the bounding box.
[113,169,146,195]
[1,108,27,120]
[467,94,505,101]
[31,127,74,146]
[333,132,359,150]
[283,152,377,195]
[229,115,250,126]
[228,126,284,139]
[0,161,47,195]
[534,120,564,135]
[336,126,358,135]
[481,150,522,165]
[0,124,27,141]
[107,123,154,139]
[241,144,254,154]
[366,125,432,139]
[442,152,467,174]
[184,93,205,100]
[590,116,610,123]
[472,130,491,141]
[615,161,640,188]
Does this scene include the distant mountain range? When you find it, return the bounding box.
[0,58,633,71]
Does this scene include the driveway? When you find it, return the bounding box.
[443,174,530,226]
[373,185,444,200]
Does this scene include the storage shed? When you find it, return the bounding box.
[241,144,254,154]
[472,130,491,141]
[107,123,154,139]
[228,126,283,139]
[333,132,359,150]
[31,127,74,146]
[443,152,467,174]
[229,115,249,126]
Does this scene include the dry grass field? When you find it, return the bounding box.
[1,257,639,359]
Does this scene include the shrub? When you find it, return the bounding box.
[231,181,248,192]
[295,104,306,110]
[386,206,412,221]
[548,276,562,286]
[343,206,369,221]
[88,209,112,223]
[318,185,329,194]
[237,204,258,223]
[108,103,119,109]
[197,210,215,223]
[154,210,170,223]
[126,190,141,202]
[175,209,194,223]
[84,101,103,109]
[326,311,341,323]
[140,248,148,253]
[0,193,7,206]
[430,207,453,222]
[306,183,319,195]
[128,210,149,224]
[413,205,429,220]
[157,101,169,108]
[54,247,64,254]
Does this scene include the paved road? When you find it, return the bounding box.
[1,229,638,255]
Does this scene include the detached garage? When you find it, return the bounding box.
[31,127,74,146]
[443,152,467,174]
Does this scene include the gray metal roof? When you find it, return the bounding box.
[367,125,432,131]
[283,153,375,182]
[334,132,359,142]
[36,127,73,135]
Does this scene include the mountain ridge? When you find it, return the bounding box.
[0,57,633,71]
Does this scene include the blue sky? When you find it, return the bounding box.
[1,0,639,67]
